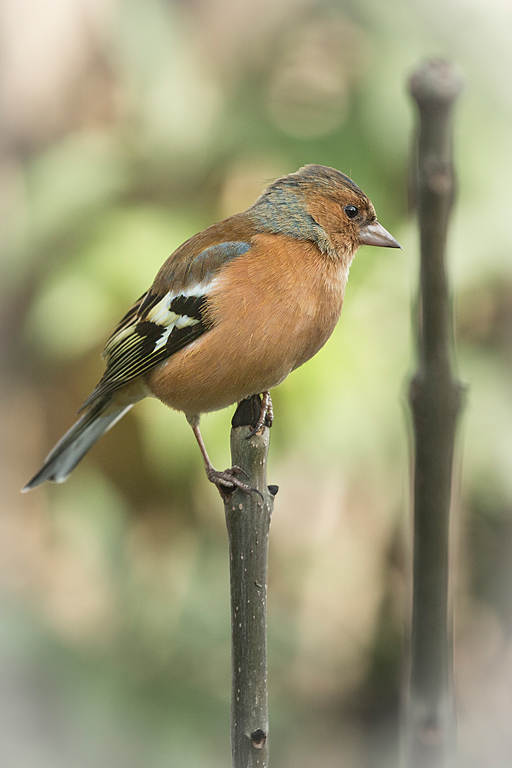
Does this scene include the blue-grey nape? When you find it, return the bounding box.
[250,187,333,254]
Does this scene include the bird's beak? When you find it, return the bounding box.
[358,221,401,249]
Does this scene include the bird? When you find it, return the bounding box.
[23,164,401,494]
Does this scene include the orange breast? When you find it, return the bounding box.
[146,234,348,417]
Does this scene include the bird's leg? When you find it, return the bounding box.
[189,419,251,496]
[247,391,273,438]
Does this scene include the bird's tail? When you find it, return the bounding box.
[22,398,133,492]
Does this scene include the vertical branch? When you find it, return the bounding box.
[223,395,276,768]
[404,60,465,768]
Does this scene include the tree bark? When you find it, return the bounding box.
[224,396,276,768]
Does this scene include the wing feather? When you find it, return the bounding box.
[80,240,251,410]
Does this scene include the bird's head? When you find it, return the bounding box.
[251,164,401,259]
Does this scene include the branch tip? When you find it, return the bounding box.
[409,59,465,108]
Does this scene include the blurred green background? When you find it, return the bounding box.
[2,0,512,765]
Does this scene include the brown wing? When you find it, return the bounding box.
[79,240,252,410]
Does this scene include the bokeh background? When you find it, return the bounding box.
[2,0,512,765]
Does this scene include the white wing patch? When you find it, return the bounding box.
[146,293,173,326]
[146,280,217,350]
[153,313,200,350]
[146,279,217,325]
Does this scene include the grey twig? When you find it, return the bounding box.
[223,395,276,768]
[404,59,465,768]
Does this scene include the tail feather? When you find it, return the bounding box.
[22,400,133,492]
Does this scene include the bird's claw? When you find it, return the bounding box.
[206,465,263,500]
[247,392,274,438]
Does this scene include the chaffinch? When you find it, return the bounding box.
[23,164,400,494]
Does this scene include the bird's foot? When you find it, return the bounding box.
[247,392,274,438]
[206,465,251,496]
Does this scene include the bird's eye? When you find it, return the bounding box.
[344,205,359,219]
